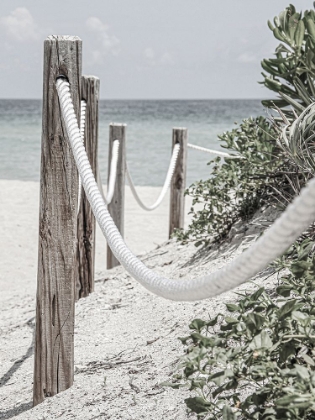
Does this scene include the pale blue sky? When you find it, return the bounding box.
[0,0,313,99]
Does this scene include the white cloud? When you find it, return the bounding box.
[160,52,173,65]
[1,8,39,42]
[143,48,173,67]
[144,47,155,60]
[86,17,120,58]
[237,52,257,63]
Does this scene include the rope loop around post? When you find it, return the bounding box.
[57,77,315,302]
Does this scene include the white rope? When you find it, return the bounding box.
[57,77,315,302]
[78,99,119,208]
[103,140,120,206]
[126,144,180,211]
[77,100,87,215]
[187,142,241,159]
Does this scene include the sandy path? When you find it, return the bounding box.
[0,180,193,303]
[0,180,279,419]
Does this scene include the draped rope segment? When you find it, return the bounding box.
[56,77,315,302]
[77,100,87,215]
[187,142,241,159]
[98,140,120,205]
[126,144,180,211]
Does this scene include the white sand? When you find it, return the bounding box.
[0,180,279,419]
[0,180,194,304]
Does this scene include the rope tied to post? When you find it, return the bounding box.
[187,142,242,159]
[57,77,315,302]
[126,143,180,211]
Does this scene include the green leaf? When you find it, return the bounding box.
[273,27,286,43]
[295,19,305,48]
[206,315,220,326]
[251,287,265,301]
[209,369,233,386]
[222,405,237,420]
[246,313,266,330]
[249,330,273,350]
[288,13,301,40]
[278,299,297,319]
[301,353,315,366]
[294,365,310,380]
[305,17,315,43]
[184,397,211,414]
[276,285,292,297]
[225,316,238,324]
[160,381,183,389]
[290,260,310,278]
[189,318,207,332]
[226,303,240,312]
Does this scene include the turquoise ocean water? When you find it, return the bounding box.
[0,99,265,186]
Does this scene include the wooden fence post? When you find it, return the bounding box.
[33,36,82,406]
[107,123,126,269]
[76,75,100,300]
[169,127,188,238]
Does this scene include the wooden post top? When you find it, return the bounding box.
[110,122,127,127]
[46,35,81,41]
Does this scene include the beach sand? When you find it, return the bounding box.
[0,180,280,419]
[0,180,194,306]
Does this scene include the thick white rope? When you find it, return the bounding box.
[77,99,119,208]
[57,78,315,302]
[126,144,180,211]
[77,100,87,215]
[187,142,241,159]
[102,140,120,205]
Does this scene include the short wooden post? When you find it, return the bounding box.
[107,123,126,269]
[33,36,82,406]
[76,75,100,300]
[169,128,188,238]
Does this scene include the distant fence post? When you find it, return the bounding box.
[33,36,82,407]
[107,123,126,269]
[169,127,188,238]
[76,75,100,300]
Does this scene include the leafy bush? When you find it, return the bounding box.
[176,3,315,246]
[169,4,315,420]
[262,3,315,115]
[166,239,315,419]
[176,117,303,246]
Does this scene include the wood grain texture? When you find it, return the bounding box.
[169,128,188,238]
[76,76,100,300]
[107,124,126,269]
[33,36,82,406]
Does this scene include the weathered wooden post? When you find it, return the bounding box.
[107,123,126,269]
[169,127,188,238]
[33,36,82,406]
[76,75,100,300]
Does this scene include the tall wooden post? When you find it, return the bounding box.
[33,36,82,406]
[107,123,126,269]
[169,128,188,238]
[76,75,100,300]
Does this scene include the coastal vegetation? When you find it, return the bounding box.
[171,4,315,418]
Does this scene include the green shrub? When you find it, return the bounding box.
[262,3,315,115]
[176,117,301,246]
[169,4,315,420]
[176,2,315,246]
[166,239,315,419]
